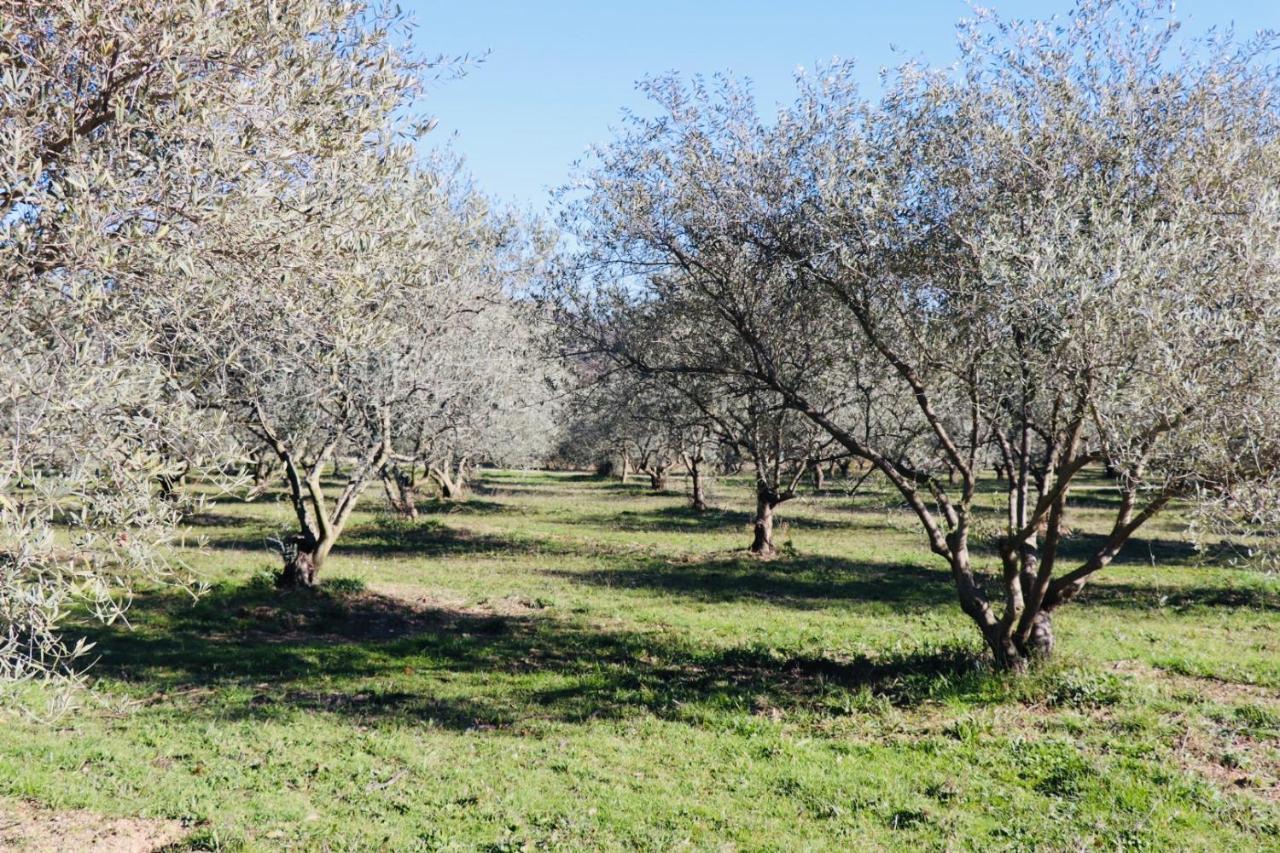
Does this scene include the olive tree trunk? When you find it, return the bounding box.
[750,488,783,556]
[429,455,469,501]
[688,457,708,511]
[381,463,419,519]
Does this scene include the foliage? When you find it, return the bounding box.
[559,0,1280,667]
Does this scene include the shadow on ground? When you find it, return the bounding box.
[565,504,854,534]
[200,517,579,561]
[81,580,989,730]
[544,554,959,611]
[1076,580,1279,611]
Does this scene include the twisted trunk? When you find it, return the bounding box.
[279,534,324,589]
[254,404,389,589]
[429,455,469,501]
[381,463,419,519]
[750,489,779,556]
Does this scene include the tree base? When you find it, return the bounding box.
[987,612,1055,672]
[278,548,320,589]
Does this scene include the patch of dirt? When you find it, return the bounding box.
[369,584,549,620]
[1108,660,1280,801]
[1175,727,1280,802]
[372,583,470,611]
[1109,659,1280,709]
[0,800,186,852]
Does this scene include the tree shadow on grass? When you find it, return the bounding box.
[544,553,959,611]
[536,541,1277,616]
[198,517,577,562]
[1074,579,1280,611]
[182,511,250,529]
[564,504,854,534]
[80,581,987,730]
[337,518,588,561]
[410,497,513,517]
[1051,531,1201,569]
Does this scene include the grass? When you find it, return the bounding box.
[2,469,1279,849]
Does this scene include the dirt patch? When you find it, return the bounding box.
[370,584,550,620]
[1109,659,1280,709]
[1107,661,1280,801]
[0,800,186,852]
[1175,726,1280,802]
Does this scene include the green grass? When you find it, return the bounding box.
[2,469,1279,850]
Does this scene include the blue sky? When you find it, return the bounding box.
[404,1,1278,212]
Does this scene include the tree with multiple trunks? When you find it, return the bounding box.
[197,163,550,587]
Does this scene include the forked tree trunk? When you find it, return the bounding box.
[381,464,419,519]
[983,615,1054,672]
[750,493,778,556]
[430,457,468,501]
[811,462,825,491]
[649,469,668,491]
[254,402,389,590]
[279,534,325,589]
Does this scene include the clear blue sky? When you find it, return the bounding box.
[404,1,1278,212]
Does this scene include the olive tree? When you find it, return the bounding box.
[192,159,541,586]
[382,268,565,513]
[568,1,1280,668]
[0,0,432,680]
[552,278,846,553]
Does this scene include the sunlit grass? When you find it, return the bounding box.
[1,469,1277,849]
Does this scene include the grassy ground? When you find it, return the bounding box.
[2,469,1279,850]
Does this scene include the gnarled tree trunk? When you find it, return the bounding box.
[254,403,389,590]
[750,489,779,556]
[279,533,324,588]
[381,463,419,519]
[429,455,469,501]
